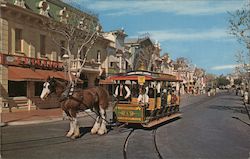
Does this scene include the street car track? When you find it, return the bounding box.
[122,128,163,159]
[123,129,135,159]
[153,129,163,159]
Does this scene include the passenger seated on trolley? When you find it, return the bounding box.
[171,90,178,105]
[114,81,131,102]
[167,90,172,105]
[137,86,149,105]
[162,89,168,106]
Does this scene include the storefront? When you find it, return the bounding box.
[0,53,67,111]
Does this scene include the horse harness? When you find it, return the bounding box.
[59,83,99,111]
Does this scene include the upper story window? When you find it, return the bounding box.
[60,40,65,58]
[110,62,115,68]
[97,50,101,63]
[15,28,22,52]
[80,47,87,60]
[40,35,46,57]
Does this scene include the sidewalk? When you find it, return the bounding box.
[0,108,64,126]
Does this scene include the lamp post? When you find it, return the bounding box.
[62,53,70,80]
[116,50,123,73]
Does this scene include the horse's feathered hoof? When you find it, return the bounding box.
[97,128,107,135]
[71,135,80,139]
[66,132,73,138]
[91,128,99,134]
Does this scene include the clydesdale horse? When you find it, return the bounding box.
[40,77,109,139]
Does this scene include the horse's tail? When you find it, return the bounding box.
[96,86,110,107]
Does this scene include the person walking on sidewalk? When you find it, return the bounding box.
[244,90,248,104]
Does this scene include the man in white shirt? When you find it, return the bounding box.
[114,81,131,102]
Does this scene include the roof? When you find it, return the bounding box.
[108,70,182,82]
[5,0,98,23]
[125,38,139,44]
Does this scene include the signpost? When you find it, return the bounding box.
[138,76,145,85]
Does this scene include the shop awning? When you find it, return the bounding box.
[8,66,69,81]
[99,79,114,85]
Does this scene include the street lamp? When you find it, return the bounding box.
[62,53,69,70]
[116,50,123,73]
[62,53,70,80]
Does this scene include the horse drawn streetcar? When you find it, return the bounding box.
[109,70,182,127]
[40,69,182,139]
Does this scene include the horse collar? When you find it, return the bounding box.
[59,83,75,102]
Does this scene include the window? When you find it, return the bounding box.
[126,61,129,70]
[15,28,22,52]
[60,40,65,58]
[40,35,46,56]
[35,82,44,96]
[8,81,27,97]
[80,47,87,60]
[97,50,101,63]
[110,62,115,67]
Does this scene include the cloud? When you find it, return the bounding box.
[211,64,239,70]
[77,0,245,16]
[133,28,234,42]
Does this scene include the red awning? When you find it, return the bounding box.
[8,66,69,81]
[108,75,153,81]
[99,79,114,85]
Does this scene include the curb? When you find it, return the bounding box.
[1,117,63,127]
[0,111,96,127]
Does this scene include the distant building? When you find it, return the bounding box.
[125,34,161,71]
[102,29,128,75]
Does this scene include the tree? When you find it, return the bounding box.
[175,57,190,70]
[205,73,217,88]
[43,7,101,84]
[216,76,230,87]
[229,1,250,103]
[234,78,242,85]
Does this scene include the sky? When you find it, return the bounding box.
[63,0,248,75]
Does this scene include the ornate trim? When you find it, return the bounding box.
[59,7,69,23]
[38,0,50,17]
[14,0,26,8]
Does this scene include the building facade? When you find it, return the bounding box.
[0,0,108,111]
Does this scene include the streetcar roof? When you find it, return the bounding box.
[108,70,182,82]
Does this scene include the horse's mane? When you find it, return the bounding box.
[53,78,68,87]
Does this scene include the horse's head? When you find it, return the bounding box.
[40,76,56,100]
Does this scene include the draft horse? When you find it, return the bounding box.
[40,77,109,139]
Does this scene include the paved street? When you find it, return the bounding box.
[1,92,250,159]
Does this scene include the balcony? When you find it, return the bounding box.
[69,58,101,74]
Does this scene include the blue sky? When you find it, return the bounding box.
[63,0,247,75]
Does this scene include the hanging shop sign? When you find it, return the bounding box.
[1,53,63,70]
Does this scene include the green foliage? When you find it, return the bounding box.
[216,76,230,86]
[234,78,242,85]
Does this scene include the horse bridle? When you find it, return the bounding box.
[46,78,57,95]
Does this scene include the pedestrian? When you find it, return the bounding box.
[244,91,248,104]
[207,88,211,97]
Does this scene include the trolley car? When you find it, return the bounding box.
[109,70,182,127]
